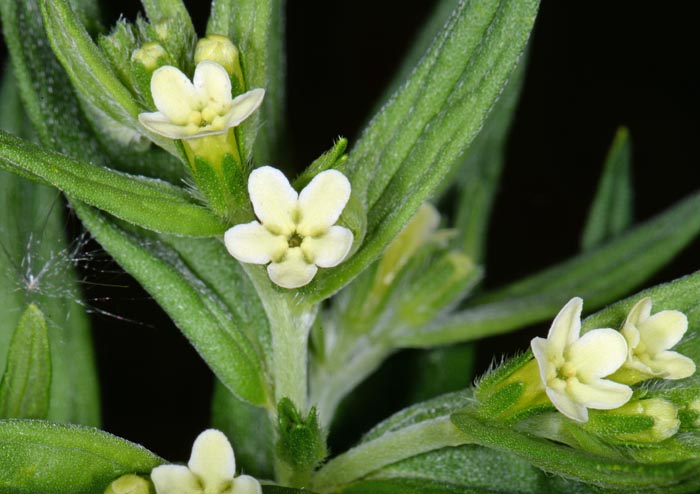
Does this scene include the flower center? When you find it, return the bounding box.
[557,362,577,380]
[288,232,304,248]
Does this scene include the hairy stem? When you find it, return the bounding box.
[311,416,469,493]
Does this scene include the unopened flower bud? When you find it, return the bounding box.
[104,474,151,494]
[592,398,680,443]
[131,42,169,73]
[195,35,241,77]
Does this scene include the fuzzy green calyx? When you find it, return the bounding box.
[276,398,327,486]
[586,398,680,443]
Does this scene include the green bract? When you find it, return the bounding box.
[1,0,699,493]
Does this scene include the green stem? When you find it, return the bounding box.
[311,338,389,428]
[311,416,469,493]
[243,266,319,485]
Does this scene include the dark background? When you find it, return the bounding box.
[2,1,700,459]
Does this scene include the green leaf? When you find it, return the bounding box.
[0,0,105,160]
[211,381,274,479]
[293,138,348,190]
[337,447,595,494]
[263,486,318,494]
[451,412,700,492]
[0,70,100,426]
[367,0,459,117]
[581,127,633,251]
[451,56,527,263]
[40,0,145,148]
[0,304,51,419]
[303,0,540,301]
[0,131,228,236]
[207,0,286,163]
[73,202,270,407]
[395,191,700,347]
[0,420,164,494]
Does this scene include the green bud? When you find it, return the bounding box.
[588,398,680,443]
[131,42,169,73]
[195,35,241,79]
[276,398,327,486]
[104,474,151,494]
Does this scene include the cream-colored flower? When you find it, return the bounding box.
[138,61,264,139]
[616,298,696,383]
[151,429,261,494]
[531,297,633,422]
[224,166,354,289]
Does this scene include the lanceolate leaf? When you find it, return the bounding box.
[581,127,633,251]
[73,202,270,407]
[40,0,144,147]
[0,304,51,419]
[451,413,700,492]
[451,57,527,263]
[395,192,700,347]
[0,131,228,236]
[0,0,104,160]
[207,0,286,163]
[0,71,99,426]
[304,0,540,301]
[0,420,164,494]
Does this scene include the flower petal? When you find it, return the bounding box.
[231,475,263,494]
[139,111,199,139]
[248,166,298,236]
[193,60,232,105]
[267,247,318,289]
[568,328,628,380]
[225,88,266,127]
[531,337,554,386]
[545,386,588,422]
[648,350,696,380]
[638,310,688,353]
[151,465,200,494]
[625,297,652,327]
[568,378,632,410]
[224,221,288,264]
[151,66,198,124]
[188,429,235,492]
[297,170,351,237]
[546,297,583,358]
[301,225,353,267]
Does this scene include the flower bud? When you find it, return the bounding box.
[131,42,169,73]
[195,35,245,94]
[588,398,680,443]
[104,474,151,494]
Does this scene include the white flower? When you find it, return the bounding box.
[151,429,261,494]
[224,166,354,289]
[531,297,633,422]
[138,61,264,140]
[618,297,696,381]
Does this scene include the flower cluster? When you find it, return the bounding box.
[531,297,695,422]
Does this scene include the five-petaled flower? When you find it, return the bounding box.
[224,166,354,289]
[615,297,696,384]
[138,60,264,140]
[530,297,633,422]
[151,429,261,494]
